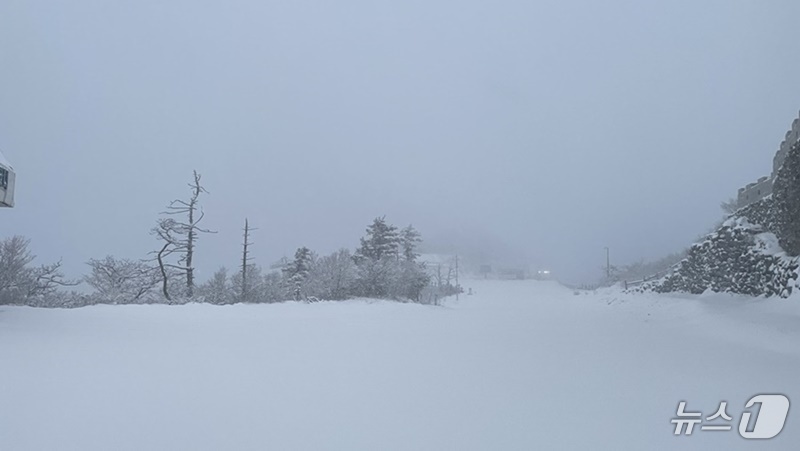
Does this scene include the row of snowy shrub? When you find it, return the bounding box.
[0,217,460,308]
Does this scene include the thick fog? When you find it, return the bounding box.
[2,0,800,284]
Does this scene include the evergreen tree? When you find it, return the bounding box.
[233,264,265,303]
[394,225,429,301]
[354,217,399,263]
[353,217,401,298]
[399,225,422,262]
[283,247,314,300]
[353,218,432,300]
[392,260,430,302]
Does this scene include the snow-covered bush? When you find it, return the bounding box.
[0,236,74,305]
[84,256,160,304]
[196,267,235,305]
[306,249,357,300]
[2,217,439,308]
[230,265,284,303]
[350,218,431,301]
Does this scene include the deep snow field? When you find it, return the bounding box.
[1,279,798,450]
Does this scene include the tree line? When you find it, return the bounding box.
[0,171,460,307]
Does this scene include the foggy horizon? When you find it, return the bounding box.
[3,0,800,285]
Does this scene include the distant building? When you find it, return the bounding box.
[737,111,800,208]
[497,266,526,280]
[0,150,15,208]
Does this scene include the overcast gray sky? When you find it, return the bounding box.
[2,0,800,284]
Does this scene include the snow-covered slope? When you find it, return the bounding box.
[1,280,798,450]
[644,187,800,298]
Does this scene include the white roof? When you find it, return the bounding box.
[0,150,12,169]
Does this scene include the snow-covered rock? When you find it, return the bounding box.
[640,202,799,297]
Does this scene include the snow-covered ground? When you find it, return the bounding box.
[1,279,798,450]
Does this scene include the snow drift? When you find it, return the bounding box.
[1,279,797,450]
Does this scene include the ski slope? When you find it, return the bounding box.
[1,279,798,450]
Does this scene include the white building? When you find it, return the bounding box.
[0,150,16,208]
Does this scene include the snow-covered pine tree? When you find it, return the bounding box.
[393,225,429,301]
[392,260,430,302]
[399,225,422,262]
[354,216,400,263]
[283,247,314,300]
[353,217,401,298]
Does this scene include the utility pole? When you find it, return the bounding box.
[604,246,610,280]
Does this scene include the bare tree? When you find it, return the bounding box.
[155,241,172,300]
[22,260,76,298]
[84,256,160,303]
[0,236,77,304]
[239,218,257,302]
[422,259,458,304]
[0,236,34,295]
[429,261,455,288]
[152,170,215,299]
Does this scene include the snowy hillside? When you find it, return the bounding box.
[1,279,797,450]
[646,215,799,297]
[646,140,800,298]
